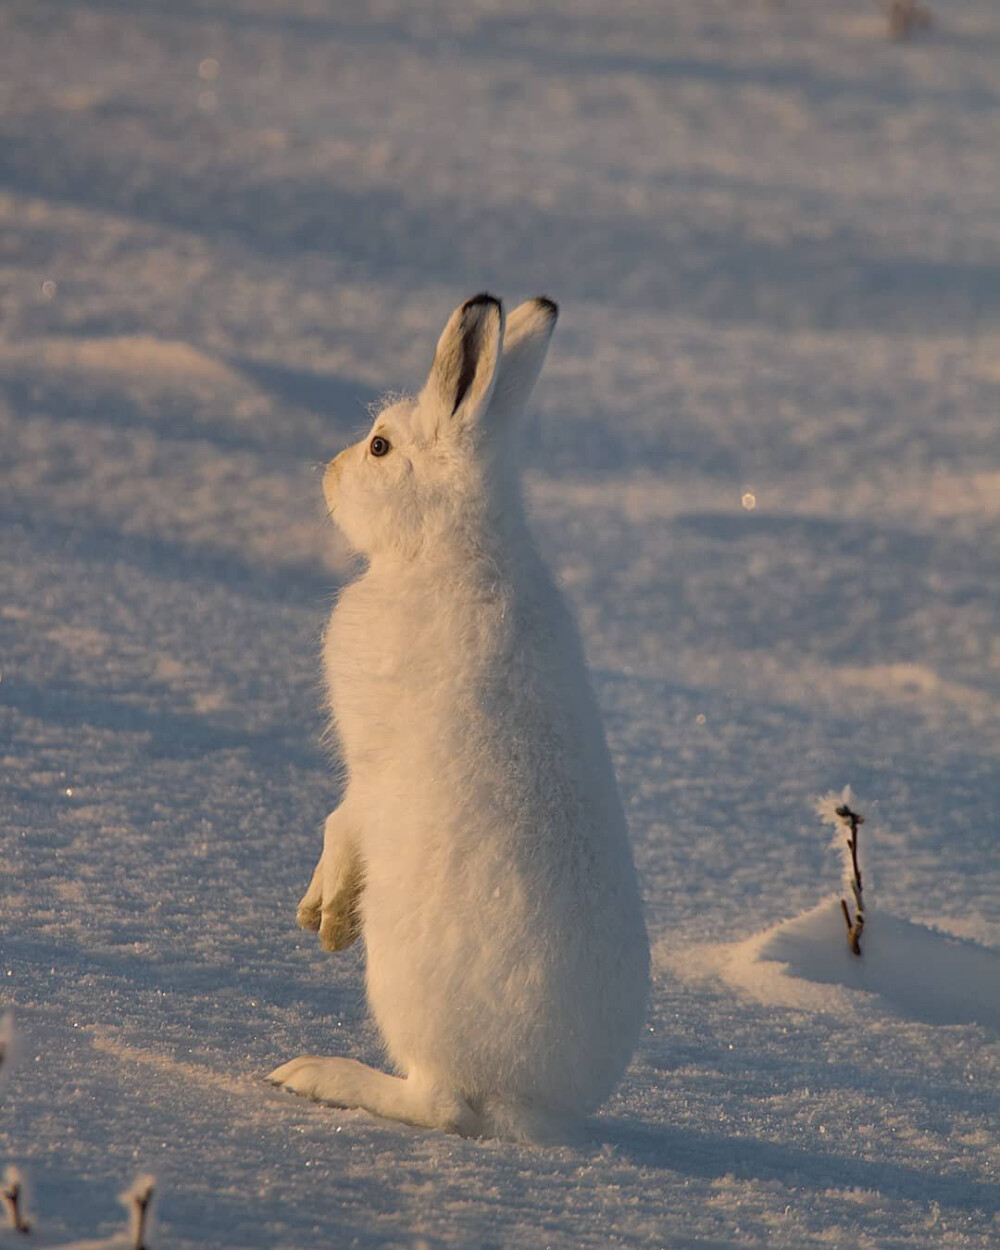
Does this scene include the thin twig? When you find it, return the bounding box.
[127,1176,155,1250]
[836,803,865,956]
[1,1173,31,1235]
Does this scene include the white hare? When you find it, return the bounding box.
[268,294,649,1142]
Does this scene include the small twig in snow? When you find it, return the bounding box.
[121,1173,156,1250]
[2,1167,31,1235]
[816,789,868,957]
[835,803,865,956]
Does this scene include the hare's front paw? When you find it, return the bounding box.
[296,894,322,932]
[295,883,361,950]
[296,807,366,951]
[319,889,362,952]
[296,857,364,951]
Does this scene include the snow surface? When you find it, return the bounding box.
[2,0,999,1245]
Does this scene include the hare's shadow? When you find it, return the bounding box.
[592,1118,1000,1215]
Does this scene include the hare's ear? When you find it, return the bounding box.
[488,297,558,424]
[421,293,505,435]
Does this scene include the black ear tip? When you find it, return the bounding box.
[535,296,559,320]
[463,291,502,313]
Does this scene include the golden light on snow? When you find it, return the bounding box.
[741,491,757,511]
[198,58,220,81]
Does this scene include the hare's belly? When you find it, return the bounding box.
[358,817,647,1107]
[361,877,561,1094]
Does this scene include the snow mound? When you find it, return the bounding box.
[663,898,1000,1029]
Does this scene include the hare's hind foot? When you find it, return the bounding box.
[267,1056,481,1136]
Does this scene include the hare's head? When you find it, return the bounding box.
[324,293,557,561]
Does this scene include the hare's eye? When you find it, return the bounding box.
[369,435,391,458]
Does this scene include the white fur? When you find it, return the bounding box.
[269,294,650,1141]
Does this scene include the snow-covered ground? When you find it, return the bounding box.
[2,1,999,1245]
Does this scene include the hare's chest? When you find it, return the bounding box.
[322,598,445,736]
[323,606,404,707]
[321,576,507,765]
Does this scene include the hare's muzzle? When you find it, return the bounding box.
[323,449,348,512]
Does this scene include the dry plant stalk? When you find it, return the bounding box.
[125,1170,158,1250]
[836,803,865,956]
[1,1169,31,1235]
[124,1174,156,1250]
[133,1187,153,1250]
